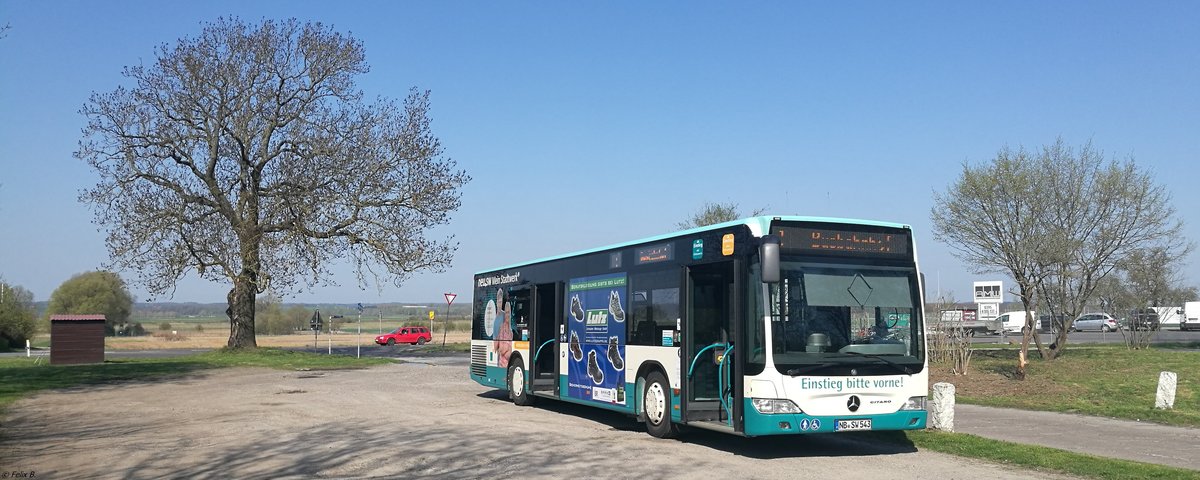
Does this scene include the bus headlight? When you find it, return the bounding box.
[901,396,926,411]
[751,398,803,414]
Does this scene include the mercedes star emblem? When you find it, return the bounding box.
[847,395,861,412]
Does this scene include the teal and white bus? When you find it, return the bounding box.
[470,216,928,438]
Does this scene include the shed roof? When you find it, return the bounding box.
[50,314,107,321]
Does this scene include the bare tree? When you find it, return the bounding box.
[926,291,973,374]
[931,146,1054,378]
[932,138,1190,375]
[1097,247,1196,349]
[1035,140,1188,357]
[677,201,766,230]
[76,18,469,349]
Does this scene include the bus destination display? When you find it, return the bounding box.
[776,226,909,257]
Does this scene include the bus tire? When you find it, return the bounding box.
[642,371,678,439]
[508,359,534,406]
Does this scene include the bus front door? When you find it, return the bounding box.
[685,261,738,429]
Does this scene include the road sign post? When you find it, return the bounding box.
[356,309,362,359]
[443,292,457,346]
[328,315,345,355]
[310,311,323,349]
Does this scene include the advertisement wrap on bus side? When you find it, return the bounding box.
[567,273,628,406]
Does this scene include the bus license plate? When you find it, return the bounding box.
[836,419,872,431]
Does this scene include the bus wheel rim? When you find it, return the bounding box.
[647,382,666,424]
[512,366,524,397]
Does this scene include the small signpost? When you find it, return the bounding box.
[443,292,457,346]
[356,303,365,359]
[310,311,323,349]
[328,315,344,354]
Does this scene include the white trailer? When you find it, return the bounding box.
[1152,306,1182,329]
[937,308,999,335]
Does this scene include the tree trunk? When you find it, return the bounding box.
[1014,285,1039,379]
[227,233,262,349]
[227,192,263,349]
[1016,306,1031,380]
[227,271,258,349]
[1045,324,1069,360]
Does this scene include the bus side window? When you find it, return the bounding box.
[630,270,680,346]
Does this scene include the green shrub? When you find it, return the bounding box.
[159,322,173,331]
[0,282,38,348]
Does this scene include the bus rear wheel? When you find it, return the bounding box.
[642,371,678,439]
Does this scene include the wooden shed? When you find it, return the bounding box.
[50,314,106,365]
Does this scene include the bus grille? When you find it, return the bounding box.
[470,344,487,377]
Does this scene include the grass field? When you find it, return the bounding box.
[930,345,1200,427]
[869,430,1200,480]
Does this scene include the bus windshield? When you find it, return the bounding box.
[767,261,924,375]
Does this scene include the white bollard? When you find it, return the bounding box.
[1155,371,1177,410]
[930,382,956,431]
[26,339,31,357]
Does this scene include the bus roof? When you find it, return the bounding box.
[475,215,911,275]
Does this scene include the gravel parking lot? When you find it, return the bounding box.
[0,354,1076,479]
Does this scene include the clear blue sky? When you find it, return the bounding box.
[1,1,1197,305]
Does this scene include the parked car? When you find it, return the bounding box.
[1071,313,1120,332]
[375,326,432,346]
[1125,308,1160,331]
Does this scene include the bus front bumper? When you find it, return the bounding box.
[742,399,927,437]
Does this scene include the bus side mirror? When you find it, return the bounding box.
[760,235,780,283]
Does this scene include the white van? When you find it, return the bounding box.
[1182,302,1200,331]
[995,311,1034,334]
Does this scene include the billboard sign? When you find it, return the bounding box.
[973,281,1003,303]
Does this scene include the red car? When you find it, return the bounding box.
[375,326,432,346]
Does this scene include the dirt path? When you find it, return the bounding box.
[0,357,1077,479]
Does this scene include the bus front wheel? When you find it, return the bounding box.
[642,371,679,439]
[508,360,534,406]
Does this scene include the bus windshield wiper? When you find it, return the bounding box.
[786,363,841,376]
[842,351,912,376]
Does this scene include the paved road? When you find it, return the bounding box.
[955,404,1200,471]
[0,357,1071,480]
